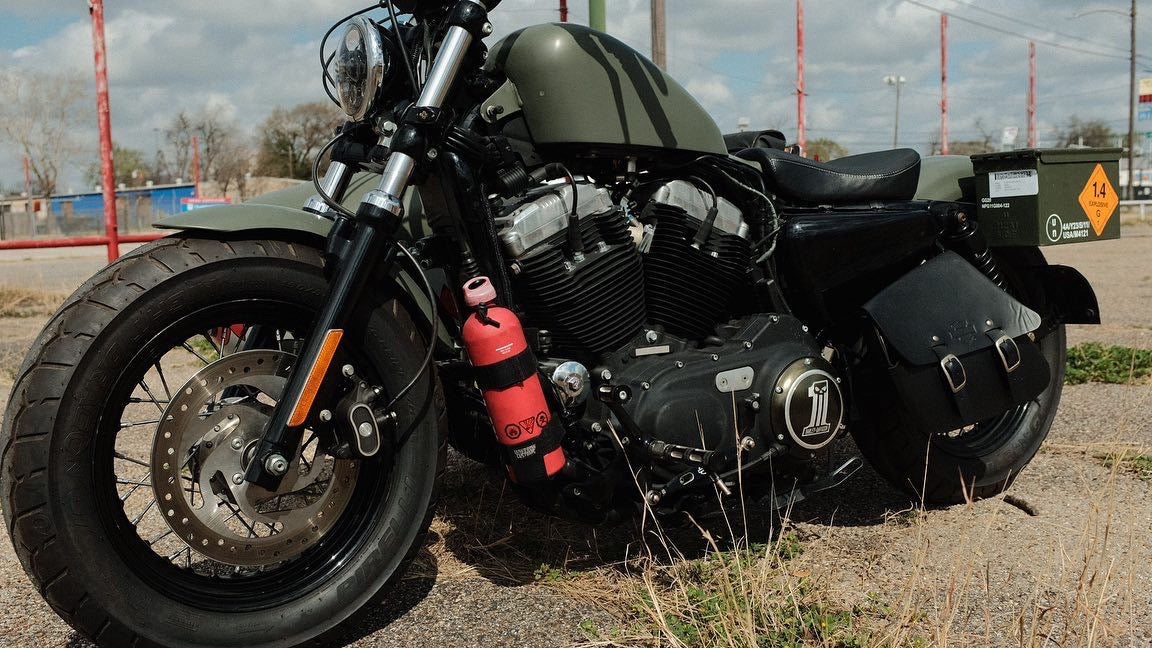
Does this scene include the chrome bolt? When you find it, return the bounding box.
[743,341,753,349]
[591,422,603,433]
[675,360,684,368]
[342,364,355,378]
[802,325,809,333]
[645,491,661,505]
[641,381,651,390]
[777,434,786,441]
[319,409,333,422]
[212,424,221,432]
[227,414,235,420]
[711,354,719,361]
[618,389,628,400]
[358,422,374,437]
[509,262,522,275]
[230,437,243,450]
[740,436,756,451]
[751,400,761,411]
[804,358,813,365]
[600,369,612,381]
[381,120,397,135]
[426,148,439,161]
[770,315,779,323]
[775,386,784,394]
[565,374,584,392]
[482,22,493,35]
[645,330,659,343]
[264,454,289,476]
[986,319,994,327]
[231,472,244,485]
[931,335,941,343]
[571,487,582,497]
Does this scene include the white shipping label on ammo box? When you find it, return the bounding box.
[988,169,1039,198]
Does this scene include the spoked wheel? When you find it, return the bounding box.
[2,237,444,646]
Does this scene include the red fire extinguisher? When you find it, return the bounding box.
[460,276,566,482]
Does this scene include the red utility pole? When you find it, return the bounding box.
[89,0,119,263]
[559,0,568,22]
[796,0,806,152]
[192,134,201,198]
[940,14,948,155]
[1028,41,1036,148]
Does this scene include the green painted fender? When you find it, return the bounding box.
[154,173,425,239]
[153,174,446,347]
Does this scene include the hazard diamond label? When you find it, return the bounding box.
[1077,163,1118,236]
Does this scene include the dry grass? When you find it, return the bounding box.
[0,285,66,318]
[419,438,1146,648]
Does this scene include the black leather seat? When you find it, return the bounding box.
[737,147,921,204]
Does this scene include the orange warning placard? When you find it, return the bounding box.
[1077,163,1118,236]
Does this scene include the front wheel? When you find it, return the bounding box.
[1,236,444,647]
[849,249,1066,505]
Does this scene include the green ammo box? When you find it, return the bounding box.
[971,148,1122,246]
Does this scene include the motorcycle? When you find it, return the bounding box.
[1,1,1109,646]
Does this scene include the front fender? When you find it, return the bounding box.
[153,175,451,350]
[154,173,426,240]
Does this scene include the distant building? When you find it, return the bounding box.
[50,183,197,236]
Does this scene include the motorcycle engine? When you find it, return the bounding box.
[494,178,843,460]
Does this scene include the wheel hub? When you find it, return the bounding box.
[151,350,357,566]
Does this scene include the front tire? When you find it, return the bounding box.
[1,236,444,647]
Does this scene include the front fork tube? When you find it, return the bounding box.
[244,216,399,489]
[246,13,483,488]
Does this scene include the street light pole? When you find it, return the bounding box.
[884,75,906,148]
[1128,0,1136,199]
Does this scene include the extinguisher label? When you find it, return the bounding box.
[513,444,537,459]
[502,410,549,441]
[496,342,515,355]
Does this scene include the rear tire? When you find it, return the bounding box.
[1,236,444,647]
[849,249,1066,505]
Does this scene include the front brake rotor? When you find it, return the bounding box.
[151,349,358,566]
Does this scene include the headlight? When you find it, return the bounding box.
[335,17,388,121]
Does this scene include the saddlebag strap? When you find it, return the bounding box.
[985,328,1031,402]
[472,348,537,391]
[930,344,977,422]
[503,417,565,483]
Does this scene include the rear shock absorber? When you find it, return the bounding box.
[459,276,567,482]
[946,208,1005,288]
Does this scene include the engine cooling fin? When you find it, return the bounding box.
[643,205,751,339]
[513,208,646,356]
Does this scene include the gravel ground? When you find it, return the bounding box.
[0,226,1148,647]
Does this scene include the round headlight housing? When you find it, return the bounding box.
[335,17,388,121]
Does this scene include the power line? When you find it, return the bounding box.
[940,0,1136,58]
[901,0,1150,64]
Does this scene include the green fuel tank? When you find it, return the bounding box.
[485,23,726,155]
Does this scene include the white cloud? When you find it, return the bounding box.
[0,0,1146,189]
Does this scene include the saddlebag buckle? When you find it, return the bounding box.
[993,334,1022,373]
[939,353,967,393]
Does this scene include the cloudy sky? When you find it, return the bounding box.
[0,0,1147,193]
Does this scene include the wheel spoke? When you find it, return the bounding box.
[131,498,157,525]
[136,379,168,415]
[114,451,150,469]
[121,419,162,429]
[120,471,152,502]
[181,341,214,366]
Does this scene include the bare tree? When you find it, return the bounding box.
[158,107,239,185]
[0,71,90,203]
[256,103,339,180]
[212,138,255,199]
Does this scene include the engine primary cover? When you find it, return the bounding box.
[770,358,844,452]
